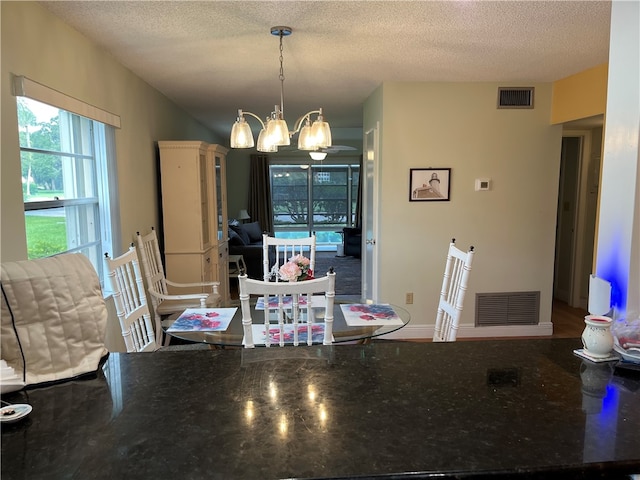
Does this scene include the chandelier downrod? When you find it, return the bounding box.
[272,26,290,116]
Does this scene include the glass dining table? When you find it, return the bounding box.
[163,296,410,347]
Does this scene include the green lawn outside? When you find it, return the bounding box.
[25,215,67,259]
[24,189,64,202]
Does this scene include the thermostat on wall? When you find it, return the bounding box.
[475,178,491,191]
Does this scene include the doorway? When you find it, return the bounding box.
[553,126,602,310]
[362,125,379,302]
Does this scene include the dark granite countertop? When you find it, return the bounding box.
[2,338,639,479]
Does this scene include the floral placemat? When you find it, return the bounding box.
[340,304,404,327]
[167,308,237,332]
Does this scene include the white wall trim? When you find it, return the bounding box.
[380,322,554,340]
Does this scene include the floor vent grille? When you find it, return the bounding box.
[475,291,540,326]
[497,87,534,109]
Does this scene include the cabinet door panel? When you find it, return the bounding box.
[159,141,210,253]
[159,141,230,303]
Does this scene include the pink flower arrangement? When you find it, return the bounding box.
[278,254,314,282]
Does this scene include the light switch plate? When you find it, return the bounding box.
[475,178,491,191]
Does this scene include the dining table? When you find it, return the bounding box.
[1,338,639,479]
[163,296,411,347]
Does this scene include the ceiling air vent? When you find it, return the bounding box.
[497,87,534,109]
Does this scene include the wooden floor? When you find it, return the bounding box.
[549,299,588,338]
[457,299,587,341]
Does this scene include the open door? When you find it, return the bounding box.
[362,124,379,302]
[554,128,601,309]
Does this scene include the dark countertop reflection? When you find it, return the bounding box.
[2,338,639,479]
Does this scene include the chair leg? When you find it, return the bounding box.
[162,327,172,347]
[159,315,172,347]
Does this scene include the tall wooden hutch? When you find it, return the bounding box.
[158,141,229,304]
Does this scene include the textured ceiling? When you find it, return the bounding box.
[39,1,611,143]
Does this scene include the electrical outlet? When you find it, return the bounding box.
[405,292,413,304]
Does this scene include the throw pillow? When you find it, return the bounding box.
[228,228,245,246]
[241,221,263,243]
[229,225,249,245]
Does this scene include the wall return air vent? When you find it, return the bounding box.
[497,87,534,109]
[475,291,540,326]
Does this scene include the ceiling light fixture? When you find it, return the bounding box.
[309,151,327,161]
[230,26,332,153]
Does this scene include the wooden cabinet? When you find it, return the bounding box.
[158,141,229,303]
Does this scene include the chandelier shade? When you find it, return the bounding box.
[265,105,290,146]
[310,115,332,149]
[229,26,332,154]
[257,125,278,152]
[230,115,254,148]
[297,119,315,150]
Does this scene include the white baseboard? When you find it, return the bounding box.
[379,322,554,341]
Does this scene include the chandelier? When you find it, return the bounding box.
[230,26,332,153]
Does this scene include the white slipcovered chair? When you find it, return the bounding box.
[239,269,335,348]
[433,238,475,342]
[1,253,108,386]
[262,233,316,282]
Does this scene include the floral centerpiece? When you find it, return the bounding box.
[276,254,314,282]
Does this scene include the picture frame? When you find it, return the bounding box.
[409,168,451,202]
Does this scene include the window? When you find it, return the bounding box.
[270,162,360,244]
[18,96,118,285]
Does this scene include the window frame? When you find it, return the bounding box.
[14,76,121,287]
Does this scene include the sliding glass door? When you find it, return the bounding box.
[270,162,360,245]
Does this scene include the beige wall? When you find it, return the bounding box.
[1,2,222,261]
[367,82,562,330]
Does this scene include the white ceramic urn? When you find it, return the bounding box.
[581,315,614,358]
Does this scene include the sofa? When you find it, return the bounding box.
[343,227,362,258]
[228,221,275,279]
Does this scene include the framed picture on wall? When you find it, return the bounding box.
[409,168,451,202]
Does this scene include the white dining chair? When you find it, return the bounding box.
[105,246,212,352]
[433,238,475,342]
[262,233,316,282]
[105,246,158,352]
[239,268,335,348]
[136,227,221,345]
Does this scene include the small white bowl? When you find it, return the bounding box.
[0,403,32,423]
